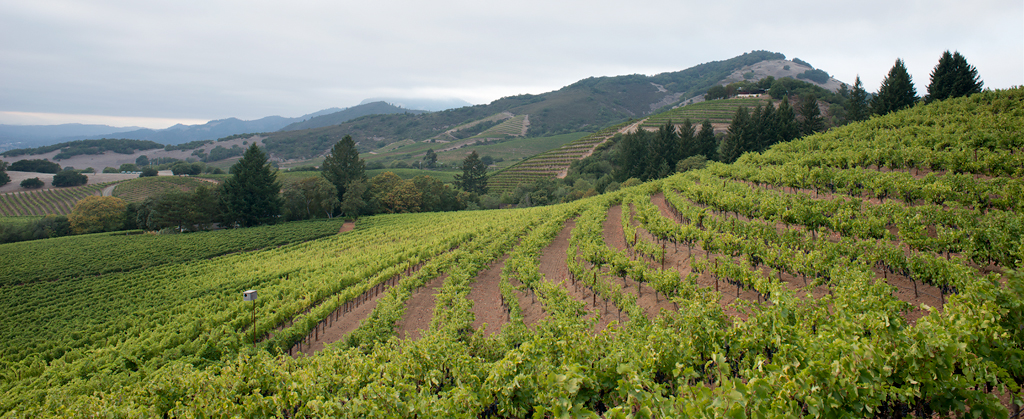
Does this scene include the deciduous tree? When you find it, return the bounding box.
[69,196,127,234]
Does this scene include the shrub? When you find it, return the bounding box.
[52,170,88,187]
[140,167,159,177]
[676,155,708,172]
[102,167,118,173]
[119,163,138,172]
[20,177,45,188]
[10,159,61,174]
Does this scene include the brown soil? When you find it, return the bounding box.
[468,255,510,337]
[293,277,398,356]
[509,276,546,328]
[539,218,622,331]
[338,221,355,233]
[395,275,447,340]
[652,191,945,324]
[609,204,679,319]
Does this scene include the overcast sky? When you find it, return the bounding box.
[1,0,1021,128]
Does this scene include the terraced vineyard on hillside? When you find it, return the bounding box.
[487,121,634,195]
[641,97,770,129]
[2,89,1022,417]
[111,176,219,203]
[0,182,113,216]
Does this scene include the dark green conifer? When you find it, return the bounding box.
[927,51,983,102]
[873,58,919,115]
[221,144,283,227]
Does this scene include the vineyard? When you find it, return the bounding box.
[0,182,113,216]
[487,122,635,195]
[111,176,219,203]
[1,88,1023,417]
[641,97,770,129]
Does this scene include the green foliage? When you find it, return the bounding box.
[675,154,707,172]
[140,167,158,177]
[204,144,244,162]
[873,58,919,115]
[454,151,488,195]
[927,50,983,103]
[2,138,163,158]
[20,177,44,188]
[10,159,61,174]
[164,140,214,151]
[68,196,127,234]
[797,93,824,135]
[51,169,87,187]
[0,215,70,244]
[321,135,366,201]
[135,155,149,166]
[795,68,830,84]
[135,186,222,232]
[282,177,339,220]
[221,144,283,227]
[0,161,8,186]
[847,76,870,122]
[119,163,138,172]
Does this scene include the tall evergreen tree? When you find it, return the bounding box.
[454,151,488,195]
[927,50,983,102]
[873,58,919,116]
[321,135,366,201]
[694,119,718,161]
[221,144,283,227]
[798,93,825,135]
[754,101,777,152]
[720,107,750,163]
[776,97,800,143]
[616,129,649,181]
[677,119,696,161]
[423,148,437,168]
[847,76,870,122]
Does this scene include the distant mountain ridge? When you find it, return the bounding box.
[278,101,428,132]
[262,50,831,160]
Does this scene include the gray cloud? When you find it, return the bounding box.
[1,0,1020,127]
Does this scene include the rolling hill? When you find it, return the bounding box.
[1,88,1021,416]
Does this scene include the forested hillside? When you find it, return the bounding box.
[2,88,1021,417]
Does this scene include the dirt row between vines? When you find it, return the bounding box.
[649,192,943,324]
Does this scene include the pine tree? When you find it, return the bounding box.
[720,107,750,163]
[677,119,696,161]
[927,51,983,102]
[321,135,366,200]
[873,58,919,116]
[798,93,824,135]
[695,119,718,161]
[847,76,870,122]
[754,101,777,152]
[454,151,488,195]
[423,148,437,168]
[221,144,283,227]
[776,97,800,143]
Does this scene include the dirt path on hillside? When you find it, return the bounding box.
[540,219,621,331]
[468,255,510,337]
[395,275,448,340]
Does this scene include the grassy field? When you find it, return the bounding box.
[364,132,587,169]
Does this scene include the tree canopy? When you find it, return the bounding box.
[454,151,488,195]
[321,135,365,201]
[873,58,919,116]
[927,50,983,103]
[69,196,128,234]
[220,144,282,227]
[0,161,9,187]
